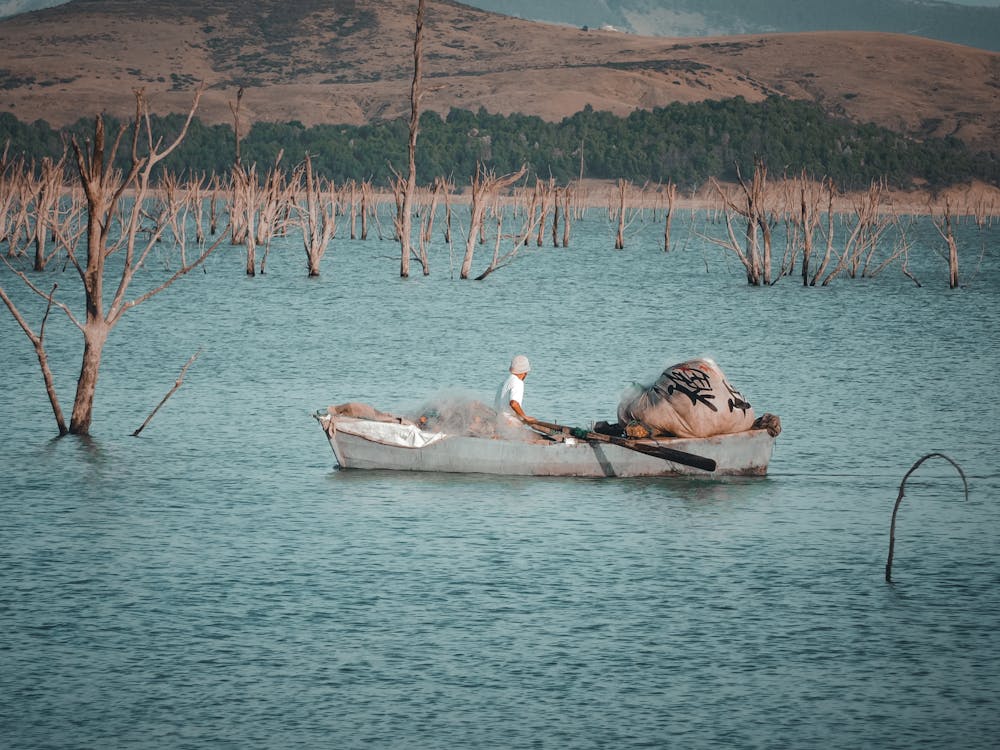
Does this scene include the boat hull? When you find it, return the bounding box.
[316,414,775,478]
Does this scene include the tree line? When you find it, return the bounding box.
[2,96,997,191]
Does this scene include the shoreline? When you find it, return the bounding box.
[61,177,1000,219]
[558,178,1000,217]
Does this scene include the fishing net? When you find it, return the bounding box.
[408,395,547,442]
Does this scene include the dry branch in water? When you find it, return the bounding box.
[132,349,203,437]
[885,452,969,583]
[0,279,68,433]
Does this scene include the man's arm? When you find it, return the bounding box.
[510,400,534,423]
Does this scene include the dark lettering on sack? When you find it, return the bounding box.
[657,368,718,412]
[725,380,751,414]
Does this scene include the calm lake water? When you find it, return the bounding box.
[2,206,999,749]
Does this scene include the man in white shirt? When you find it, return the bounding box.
[495,354,535,424]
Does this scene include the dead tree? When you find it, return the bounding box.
[254,153,293,274]
[0,88,230,436]
[708,160,774,285]
[460,163,526,279]
[614,179,628,249]
[189,173,207,245]
[522,183,539,246]
[4,162,37,259]
[294,154,335,276]
[398,0,427,278]
[209,173,221,236]
[390,166,429,275]
[970,194,995,230]
[932,198,961,289]
[702,183,759,284]
[230,87,244,169]
[229,152,291,276]
[390,168,404,243]
[609,179,646,251]
[0,146,22,251]
[536,178,553,247]
[856,180,894,278]
[346,180,358,239]
[421,178,446,244]
[818,180,893,286]
[360,180,373,240]
[32,152,67,271]
[614,180,626,249]
[796,175,822,285]
[416,182,443,273]
[807,184,837,286]
[662,181,677,252]
[441,177,453,244]
[157,170,188,264]
[230,164,257,273]
[551,186,561,247]
[561,184,572,248]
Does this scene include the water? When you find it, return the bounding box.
[2,209,999,749]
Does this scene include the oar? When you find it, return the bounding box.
[528,419,717,473]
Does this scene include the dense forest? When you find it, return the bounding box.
[2,96,997,190]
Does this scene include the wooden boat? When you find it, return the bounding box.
[314,407,779,478]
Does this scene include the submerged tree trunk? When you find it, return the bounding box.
[935,198,961,289]
[551,187,560,247]
[69,324,109,435]
[400,0,426,278]
[615,179,628,250]
[663,181,676,252]
[561,184,572,248]
[360,181,371,240]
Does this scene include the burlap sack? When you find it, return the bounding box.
[617,358,755,438]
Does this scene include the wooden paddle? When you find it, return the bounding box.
[528,419,717,473]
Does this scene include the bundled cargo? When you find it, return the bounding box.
[617,358,756,438]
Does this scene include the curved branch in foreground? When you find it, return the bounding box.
[885,452,969,583]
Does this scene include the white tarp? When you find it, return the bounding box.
[333,418,446,449]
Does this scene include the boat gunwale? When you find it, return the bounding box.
[315,412,775,478]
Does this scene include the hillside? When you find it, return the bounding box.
[0,0,997,152]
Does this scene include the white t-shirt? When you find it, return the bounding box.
[495,373,525,416]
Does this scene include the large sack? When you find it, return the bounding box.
[617,358,755,438]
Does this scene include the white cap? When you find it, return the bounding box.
[509,355,531,374]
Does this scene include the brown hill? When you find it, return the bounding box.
[1,0,998,151]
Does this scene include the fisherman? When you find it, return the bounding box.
[495,354,535,424]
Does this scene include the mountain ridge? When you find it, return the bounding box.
[0,0,997,152]
[463,0,1000,52]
